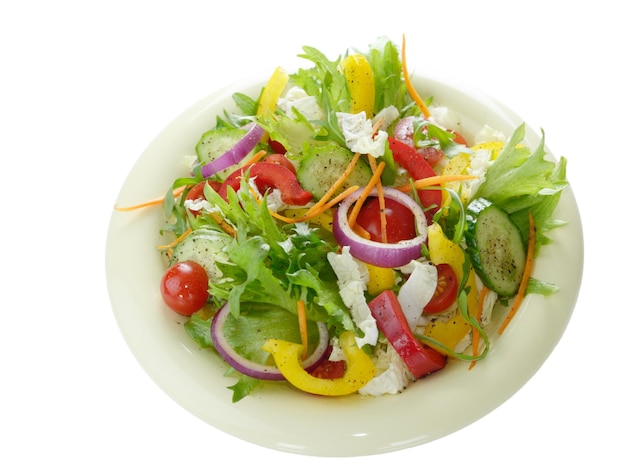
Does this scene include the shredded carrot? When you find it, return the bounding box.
[210,212,237,237]
[367,154,388,243]
[469,286,489,370]
[245,149,267,165]
[396,174,478,193]
[114,186,186,211]
[303,152,363,218]
[156,226,192,251]
[297,299,308,360]
[401,34,430,119]
[498,212,536,334]
[348,161,386,228]
[270,185,360,224]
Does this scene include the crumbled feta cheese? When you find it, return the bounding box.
[397,260,438,331]
[336,111,388,157]
[327,247,378,347]
[184,198,212,213]
[277,86,324,121]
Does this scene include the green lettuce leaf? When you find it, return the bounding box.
[474,123,568,249]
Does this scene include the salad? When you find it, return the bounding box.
[119,36,568,402]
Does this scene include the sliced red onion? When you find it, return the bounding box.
[333,187,428,268]
[210,302,329,381]
[199,123,265,178]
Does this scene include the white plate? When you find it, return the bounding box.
[106,73,583,457]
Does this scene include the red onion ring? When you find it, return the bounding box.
[333,187,428,268]
[199,123,265,178]
[210,302,330,380]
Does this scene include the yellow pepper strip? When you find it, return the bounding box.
[262,331,376,396]
[340,54,375,118]
[365,263,396,296]
[422,223,479,355]
[281,208,334,232]
[256,66,289,118]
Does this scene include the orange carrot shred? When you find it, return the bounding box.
[396,174,478,193]
[469,286,489,370]
[304,152,362,218]
[210,212,237,237]
[114,185,187,211]
[270,185,360,224]
[497,212,536,334]
[156,226,192,250]
[348,161,386,228]
[297,299,308,360]
[367,154,388,243]
[401,34,430,119]
[246,149,267,165]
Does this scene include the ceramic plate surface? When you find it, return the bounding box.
[106,73,583,457]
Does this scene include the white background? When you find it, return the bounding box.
[1,0,622,468]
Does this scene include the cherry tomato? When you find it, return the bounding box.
[263,153,297,175]
[423,263,458,314]
[356,197,417,243]
[160,261,210,316]
[310,359,346,379]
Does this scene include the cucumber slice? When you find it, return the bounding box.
[170,229,232,281]
[465,198,526,297]
[297,142,372,200]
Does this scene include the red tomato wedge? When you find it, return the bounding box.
[310,359,346,379]
[423,263,458,314]
[355,197,417,243]
[368,290,446,378]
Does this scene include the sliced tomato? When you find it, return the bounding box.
[310,359,346,379]
[388,138,442,221]
[369,290,446,378]
[263,153,297,175]
[355,197,417,243]
[423,263,458,314]
[268,138,287,154]
[218,161,312,206]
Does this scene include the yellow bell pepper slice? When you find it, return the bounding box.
[262,331,376,396]
[340,54,375,118]
[423,223,479,355]
[365,263,396,296]
[280,208,334,232]
[256,66,289,118]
